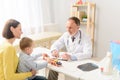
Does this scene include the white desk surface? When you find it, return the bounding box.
[47,59,117,80]
[32,47,119,80]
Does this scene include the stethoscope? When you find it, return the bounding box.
[67,30,81,46]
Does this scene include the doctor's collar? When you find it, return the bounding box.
[69,30,79,38]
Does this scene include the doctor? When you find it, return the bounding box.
[48,16,92,80]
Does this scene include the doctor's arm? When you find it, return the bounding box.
[51,34,66,57]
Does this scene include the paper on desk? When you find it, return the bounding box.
[31,47,51,57]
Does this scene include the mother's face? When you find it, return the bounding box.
[11,24,23,39]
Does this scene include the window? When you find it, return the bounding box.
[0,0,43,38]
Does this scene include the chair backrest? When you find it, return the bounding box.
[43,23,60,32]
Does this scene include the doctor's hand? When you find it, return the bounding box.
[61,53,71,61]
[51,50,59,58]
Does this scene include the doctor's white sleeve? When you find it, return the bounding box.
[51,33,66,52]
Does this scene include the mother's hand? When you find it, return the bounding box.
[31,69,36,76]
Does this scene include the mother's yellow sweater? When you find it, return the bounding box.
[0,42,32,80]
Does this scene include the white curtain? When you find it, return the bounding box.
[0,0,43,37]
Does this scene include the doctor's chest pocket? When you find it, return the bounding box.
[75,44,84,52]
[67,42,84,52]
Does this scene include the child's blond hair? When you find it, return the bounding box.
[19,37,33,51]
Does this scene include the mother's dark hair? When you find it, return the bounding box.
[2,19,20,39]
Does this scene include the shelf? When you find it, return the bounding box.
[71,2,96,54]
[81,21,87,25]
[81,22,95,25]
[72,2,95,7]
[72,4,88,7]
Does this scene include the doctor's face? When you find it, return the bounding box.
[66,19,79,36]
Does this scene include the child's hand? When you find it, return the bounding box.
[42,53,49,60]
[42,53,49,57]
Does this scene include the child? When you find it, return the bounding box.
[17,37,48,80]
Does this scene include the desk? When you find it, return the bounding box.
[32,47,119,80]
[47,59,117,80]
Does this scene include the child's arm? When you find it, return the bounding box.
[25,56,48,71]
[31,53,42,60]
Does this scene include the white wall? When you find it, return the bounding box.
[51,0,120,58]
[90,0,120,58]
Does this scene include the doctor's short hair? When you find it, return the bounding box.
[19,37,33,51]
[68,16,80,26]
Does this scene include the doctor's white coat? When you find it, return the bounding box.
[51,30,92,60]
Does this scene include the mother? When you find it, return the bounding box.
[0,19,35,80]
